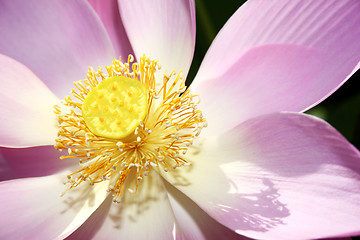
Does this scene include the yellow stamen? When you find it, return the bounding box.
[54,55,207,202]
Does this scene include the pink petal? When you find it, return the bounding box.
[68,171,179,239]
[0,0,115,98]
[0,172,109,240]
[0,54,59,147]
[162,112,360,239]
[88,0,133,57]
[193,0,360,135]
[118,0,196,78]
[164,181,249,240]
[0,146,75,182]
[66,196,113,240]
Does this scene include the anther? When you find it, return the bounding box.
[54,55,206,201]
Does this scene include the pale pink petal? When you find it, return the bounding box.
[118,0,196,78]
[0,0,115,98]
[164,181,248,240]
[0,172,109,240]
[69,171,179,240]
[193,0,360,134]
[88,0,133,57]
[0,54,58,147]
[0,146,76,181]
[66,196,112,240]
[162,112,360,239]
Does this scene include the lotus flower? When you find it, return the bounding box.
[1,0,360,239]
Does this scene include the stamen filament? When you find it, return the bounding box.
[54,55,206,202]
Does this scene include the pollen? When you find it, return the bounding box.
[54,55,207,202]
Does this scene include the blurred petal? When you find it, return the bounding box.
[0,54,58,147]
[0,146,75,181]
[118,0,196,79]
[88,0,133,57]
[193,0,360,134]
[162,112,360,239]
[164,180,248,240]
[0,172,108,240]
[68,171,179,240]
[0,0,115,98]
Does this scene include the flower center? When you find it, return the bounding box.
[54,55,206,202]
[82,76,148,139]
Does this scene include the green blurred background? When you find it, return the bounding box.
[187,0,360,150]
